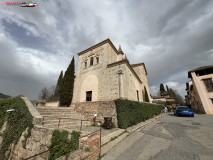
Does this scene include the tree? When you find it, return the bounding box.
[166,85,169,92]
[0,93,10,99]
[169,88,184,104]
[60,57,75,106]
[53,71,63,101]
[48,85,57,101]
[144,86,150,102]
[38,87,49,101]
[38,86,57,101]
[160,83,166,96]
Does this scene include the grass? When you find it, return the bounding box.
[97,153,106,160]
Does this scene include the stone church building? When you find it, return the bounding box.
[72,39,152,104]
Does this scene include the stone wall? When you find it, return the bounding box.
[0,122,7,152]
[22,97,43,125]
[45,101,59,107]
[74,101,117,126]
[7,126,100,160]
[8,125,53,160]
[132,65,152,102]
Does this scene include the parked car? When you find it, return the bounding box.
[174,106,194,117]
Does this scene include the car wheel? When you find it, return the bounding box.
[192,115,194,117]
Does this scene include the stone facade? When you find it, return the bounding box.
[74,101,117,125]
[72,39,151,104]
[187,65,213,114]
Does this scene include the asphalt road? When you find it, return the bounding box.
[103,113,213,160]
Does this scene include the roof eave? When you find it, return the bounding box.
[77,38,119,56]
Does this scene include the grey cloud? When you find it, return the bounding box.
[0,0,213,99]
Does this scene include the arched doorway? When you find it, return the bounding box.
[80,74,99,102]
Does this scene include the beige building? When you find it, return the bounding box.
[186,65,213,114]
[72,39,151,104]
[152,96,175,104]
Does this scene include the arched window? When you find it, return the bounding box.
[90,57,93,66]
[85,61,87,68]
[96,57,99,64]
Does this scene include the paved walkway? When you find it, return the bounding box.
[103,113,213,160]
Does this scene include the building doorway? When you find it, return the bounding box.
[86,91,92,101]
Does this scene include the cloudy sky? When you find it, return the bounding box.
[0,0,213,100]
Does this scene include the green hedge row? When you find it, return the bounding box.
[0,97,33,160]
[115,99,163,129]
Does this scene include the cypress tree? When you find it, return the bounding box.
[169,88,184,104]
[60,57,75,106]
[160,83,166,96]
[54,71,63,101]
[144,86,150,102]
[160,83,165,92]
[166,85,169,92]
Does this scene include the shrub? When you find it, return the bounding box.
[0,97,33,160]
[115,99,163,129]
[49,130,81,160]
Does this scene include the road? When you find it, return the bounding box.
[103,113,213,160]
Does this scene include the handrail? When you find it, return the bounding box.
[23,128,101,160]
[42,116,90,130]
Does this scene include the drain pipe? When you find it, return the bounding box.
[118,70,123,98]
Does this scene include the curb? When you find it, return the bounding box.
[125,113,165,133]
[101,129,125,145]
[101,113,165,159]
[101,132,128,155]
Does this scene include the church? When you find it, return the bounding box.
[72,39,152,104]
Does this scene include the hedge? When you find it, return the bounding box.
[0,97,33,160]
[115,99,163,129]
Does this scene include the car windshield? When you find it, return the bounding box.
[176,106,190,110]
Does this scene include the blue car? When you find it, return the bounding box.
[174,106,194,117]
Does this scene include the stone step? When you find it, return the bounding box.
[38,111,80,115]
[38,110,76,113]
[44,122,83,129]
[36,107,75,110]
[42,115,83,119]
[35,105,91,130]
[38,111,77,114]
[44,121,79,126]
[43,119,81,123]
[39,113,83,117]
[43,120,91,126]
[36,107,74,111]
[42,115,85,120]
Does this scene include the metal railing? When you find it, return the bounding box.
[23,127,102,160]
[42,116,90,131]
